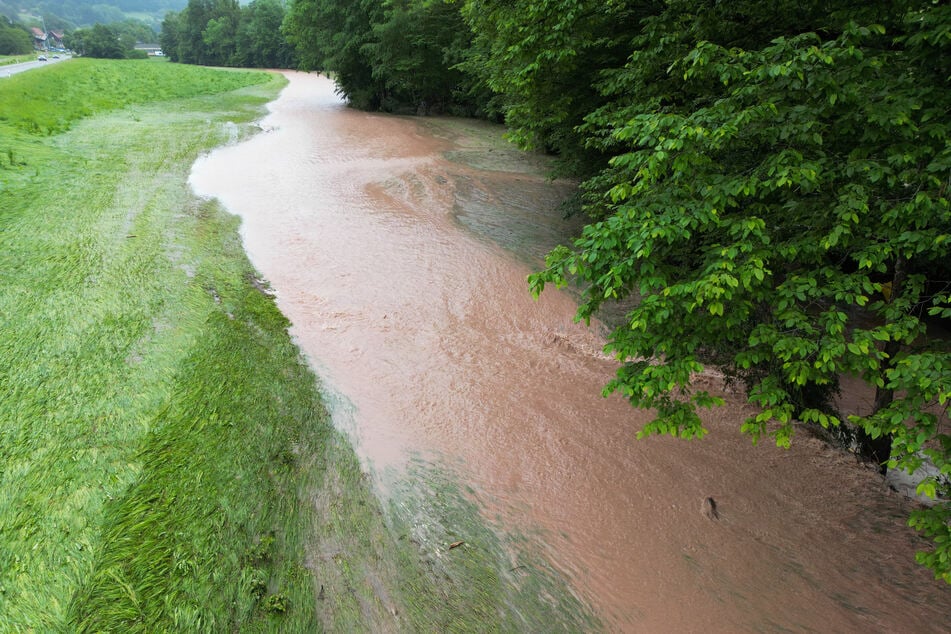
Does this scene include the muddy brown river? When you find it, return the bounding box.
[190,72,950,631]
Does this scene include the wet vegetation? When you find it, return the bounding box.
[0,59,595,629]
[0,57,269,135]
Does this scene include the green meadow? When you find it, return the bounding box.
[0,58,594,631]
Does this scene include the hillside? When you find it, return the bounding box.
[1,0,186,32]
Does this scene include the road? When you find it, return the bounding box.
[0,55,71,78]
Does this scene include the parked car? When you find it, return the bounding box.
[37,55,47,61]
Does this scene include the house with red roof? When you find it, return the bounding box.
[29,27,64,51]
[30,26,47,49]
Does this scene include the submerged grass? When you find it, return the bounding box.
[385,460,599,632]
[0,59,598,631]
[1,57,269,136]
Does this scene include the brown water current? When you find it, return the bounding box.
[190,72,951,631]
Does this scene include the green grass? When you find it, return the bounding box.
[0,55,36,67]
[0,58,308,631]
[0,58,597,631]
[0,57,268,136]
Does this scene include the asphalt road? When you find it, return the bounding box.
[0,55,71,78]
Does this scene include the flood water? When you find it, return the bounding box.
[190,72,951,631]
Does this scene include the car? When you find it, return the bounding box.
[52,55,59,59]
[37,55,47,61]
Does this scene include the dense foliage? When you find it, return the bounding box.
[66,22,152,58]
[283,0,951,581]
[540,0,951,581]
[460,0,662,175]
[0,19,32,54]
[160,0,294,68]
[284,0,490,114]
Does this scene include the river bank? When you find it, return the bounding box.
[1,60,586,631]
[1,59,332,630]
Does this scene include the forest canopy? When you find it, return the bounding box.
[284,0,951,582]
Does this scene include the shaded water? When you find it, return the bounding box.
[190,72,950,631]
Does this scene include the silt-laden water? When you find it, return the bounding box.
[190,72,950,631]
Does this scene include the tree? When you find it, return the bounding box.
[159,10,182,61]
[0,22,33,55]
[234,0,294,69]
[74,23,126,58]
[172,0,228,64]
[528,0,951,582]
[68,18,156,58]
[283,0,384,108]
[163,0,293,68]
[283,0,487,114]
[461,0,663,175]
[201,14,235,64]
[364,0,473,113]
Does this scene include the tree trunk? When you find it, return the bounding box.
[859,257,908,472]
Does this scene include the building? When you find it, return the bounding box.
[30,27,64,51]
[134,43,164,56]
[30,27,46,50]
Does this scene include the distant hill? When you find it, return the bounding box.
[1,0,188,32]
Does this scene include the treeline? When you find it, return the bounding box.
[160,0,293,68]
[282,0,951,582]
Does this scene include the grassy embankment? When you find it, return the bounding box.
[0,55,36,67]
[0,58,596,631]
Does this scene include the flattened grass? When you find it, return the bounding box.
[0,57,269,136]
[0,59,597,632]
[0,59,314,630]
